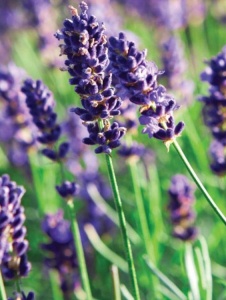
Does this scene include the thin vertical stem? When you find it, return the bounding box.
[0,271,7,300]
[15,277,21,293]
[129,162,154,259]
[67,200,92,300]
[111,266,122,300]
[173,139,226,225]
[105,154,140,300]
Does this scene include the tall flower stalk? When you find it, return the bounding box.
[55,2,140,298]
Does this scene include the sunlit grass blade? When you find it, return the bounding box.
[120,285,134,300]
[111,266,122,300]
[144,256,187,300]
[199,236,212,300]
[185,243,200,300]
[194,247,206,293]
[84,224,128,273]
[86,184,141,245]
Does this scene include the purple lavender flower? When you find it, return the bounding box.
[56,181,80,200]
[55,2,126,154]
[168,174,197,241]
[209,140,226,176]
[8,291,35,300]
[109,32,184,146]
[0,174,31,280]
[41,210,79,297]
[83,120,126,154]
[21,79,69,161]
[199,47,226,174]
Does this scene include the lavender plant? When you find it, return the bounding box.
[55,2,140,298]
[0,174,32,299]
[108,31,226,225]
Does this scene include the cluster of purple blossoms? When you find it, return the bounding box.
[21,79,69,162]
[168,174,197,241]
[200,46,226,175]
[108,32,184,146]
[55,2,126,154]
[0,64,37,167]
[41,210,79,297]
[0,174,31,280]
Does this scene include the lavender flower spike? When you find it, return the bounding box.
[0,174,31,280]
[168,174,197,241]
[108,32,184,148]
[55,2,126,154]
[21,79,69,161]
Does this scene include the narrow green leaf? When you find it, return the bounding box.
[84,224,128,273]
[144,256,186,300]
[185,243,200,300]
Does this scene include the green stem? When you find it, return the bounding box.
[129,163,154,259]
[0,271,7,300]
[105,154,140,300]
[173,139,226,225]
[15,277,21,293]
[67,200,92,300]
[129,163,161,298]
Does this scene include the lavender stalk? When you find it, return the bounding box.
[105,154,140,299]
[67,200,92,300]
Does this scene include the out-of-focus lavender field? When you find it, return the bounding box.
[1,1,226,300]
